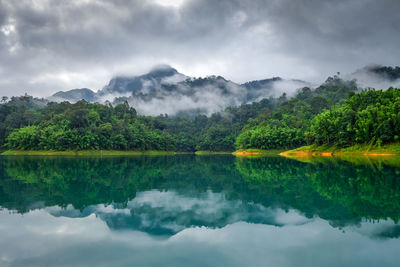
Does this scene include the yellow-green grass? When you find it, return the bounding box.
[281,143,400,157]
[1,150,176,156]
[195,151,233,155]
[233,149,285,157]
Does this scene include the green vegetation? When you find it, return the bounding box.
[236,79,400,154]
[308,88,400,148]
[235,76,358,150]
[0,90,283,152]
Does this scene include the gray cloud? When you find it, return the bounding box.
[0,0,399,97]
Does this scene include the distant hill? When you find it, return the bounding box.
[49,88,96,103]
[362,65,400,81]
[351,65,400,90]
[5,95,48,109]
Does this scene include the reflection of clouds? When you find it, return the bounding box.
[48,190,313,236]
[1,208,400,267]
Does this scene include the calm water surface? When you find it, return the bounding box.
[0,155,400,266]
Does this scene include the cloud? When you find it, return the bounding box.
[121,78,247,116]
[348,65,400,90]
[0,0,399,97]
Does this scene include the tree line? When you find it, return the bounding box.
[0,94,280,151]
[309,88,400,147]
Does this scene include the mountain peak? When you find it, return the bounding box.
[150,64,177,72]
[147,64,178,78]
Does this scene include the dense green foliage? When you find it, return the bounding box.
[235,76,358,149]
[309,88,400,147]
[3,100,177,151]
[0,93,282,151]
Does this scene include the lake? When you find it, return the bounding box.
[0,155,400,266]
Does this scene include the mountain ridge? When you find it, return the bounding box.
[49,65,309,116]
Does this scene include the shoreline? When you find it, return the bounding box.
[1,150,235,156]
[4,145,399,158]
[279,150,397,158]
[280,144,400,158]
[195,151,233,155]
[233,149,285,157]
[0,150,177,156]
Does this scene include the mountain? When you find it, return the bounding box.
[242,77,309,101]
[98,65,187,97]
[48,65,308,115]
[110,72,308,116]
[49,88,96,103]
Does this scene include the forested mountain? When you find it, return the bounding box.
[2,66,400,152]
[0,74,356,152]
[49,65,308,116]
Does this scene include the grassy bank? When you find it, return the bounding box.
[195,151,233,155]
[1,150,176,156]
[281,143,400,158]
[233,149,285,157]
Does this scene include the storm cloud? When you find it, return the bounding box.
[0,0,399,97]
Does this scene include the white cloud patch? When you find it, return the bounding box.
[47,190,306,235]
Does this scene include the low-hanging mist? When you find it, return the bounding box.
[49,65,309,116]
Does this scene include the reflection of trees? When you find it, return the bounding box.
[236,157,400,223]
[0,155,400,225]
[307,160,400,222]
[0,156,243,212]
[235,157,358,226]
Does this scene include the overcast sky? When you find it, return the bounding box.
[0,0,399,97]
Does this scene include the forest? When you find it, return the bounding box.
[0,75,399,152]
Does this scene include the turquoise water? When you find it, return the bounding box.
[0,155,400,266]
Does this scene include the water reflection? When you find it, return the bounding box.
[0,208,399,267]
[1,155,399,227]
[47,190,312,236]
[1,155,400,266]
